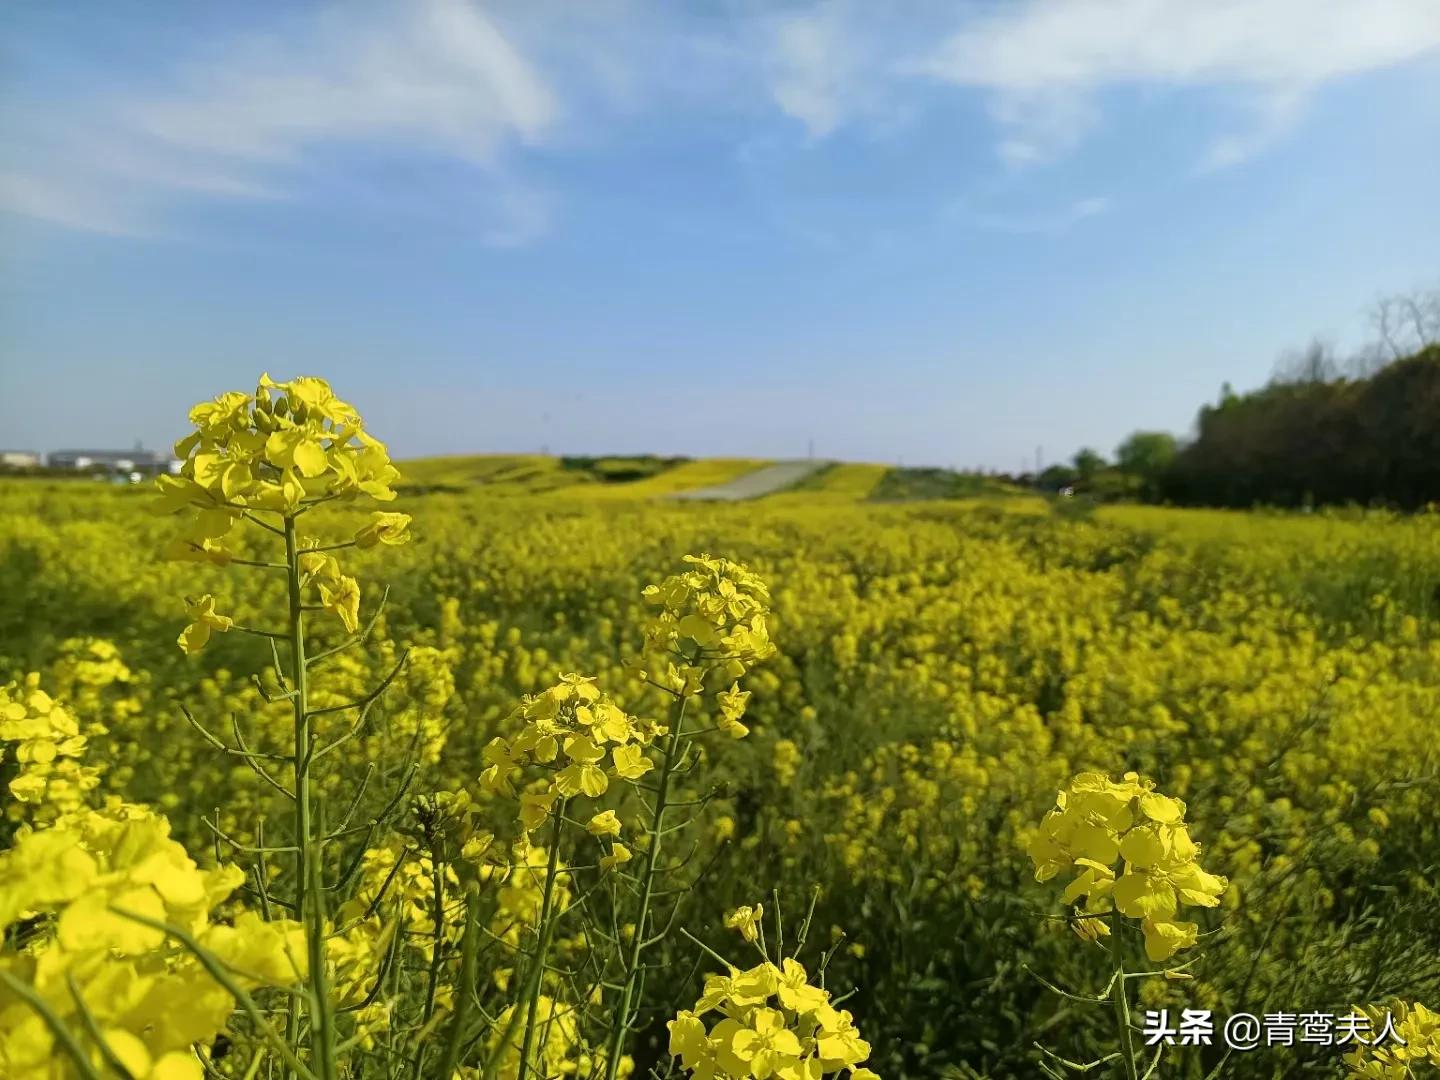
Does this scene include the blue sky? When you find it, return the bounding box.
[2,0,1439,470]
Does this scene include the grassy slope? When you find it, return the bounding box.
[397,455,1046,507]
[573,458,773,499]
[2,458,1052,517]
[867,466,1026,502]
[397,454,687,497]
[397,455,778,500]
[396,455,569,494]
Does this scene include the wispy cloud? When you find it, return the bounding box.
[0,0,559,240]
[912,0,1440,168]
[764,2,856,138]
[989,89,1102,168]
[6,0,1440,243]
[127,1,555,164]
[0,170,145,237]
[759,0,921,141]
[1196,86,1307,171]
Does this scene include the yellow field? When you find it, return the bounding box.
[3,419,1439,1078]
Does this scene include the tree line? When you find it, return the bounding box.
[1035,287,1440,511]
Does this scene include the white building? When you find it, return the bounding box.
[47,447,177,475]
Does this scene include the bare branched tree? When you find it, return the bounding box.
[1366,287,1440,363]
[1272,336,1339,384]
[1347,342,1392,378]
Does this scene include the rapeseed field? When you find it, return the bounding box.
[3,377,1438,1079]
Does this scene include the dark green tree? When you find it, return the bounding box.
[1162,345,1440,509]
[1114,431,1177,498]
[1072,448,1107,485]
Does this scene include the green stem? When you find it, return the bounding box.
[438,887,483,1079]
[1108,916,1140,1080]
[603,694,688,1080]
[516,797,569,1080]
[284,514,337,1080]
[409,859,449,1080]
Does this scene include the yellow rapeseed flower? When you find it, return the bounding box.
[1029,771,1228,960]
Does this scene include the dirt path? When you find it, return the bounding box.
[669,460,827,501]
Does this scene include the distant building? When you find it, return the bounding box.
[0,450,42,468]
[47,447,176,476]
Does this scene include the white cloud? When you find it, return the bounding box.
[755,0,1440,167]
[0,171,143,237]
[6,0,1439,241]
[0,0,559,240]
[913,0,1440,166]
[919,0,1440,89]
[1196,86,1307,170]
[759,1,921,141]
[990,88,1102,168]
[766,3,855,138]
[128,0,555,164]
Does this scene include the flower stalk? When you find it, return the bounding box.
[284,513,338,1080]
[603,694,688,1080]
[1107,917,1139,1080]
[516,797,570,1080]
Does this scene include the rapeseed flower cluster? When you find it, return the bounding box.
[639,554,775,718]
[1028,772,1228,961]
[155,374,410,651]
[1,678,104,826]
[159,373,399,523]
[1344,1001,1440,1077]
[45,640,141,733]
[480,673,657,868]
[0,680,304,1080]
[668,959,878,1080]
